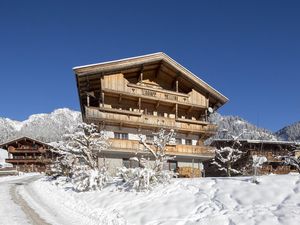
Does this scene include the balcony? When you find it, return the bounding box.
[8,146,46,153]
[109,139,215,158]
[6,158,52,164]
[102,82,207,109]
[85,106,217,134]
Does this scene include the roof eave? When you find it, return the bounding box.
[73,52,229,106]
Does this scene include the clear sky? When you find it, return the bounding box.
[0,0,299,132]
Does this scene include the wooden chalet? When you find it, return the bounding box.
[73,52,228,177]
[209,139,300,176]
[0,137,57,173]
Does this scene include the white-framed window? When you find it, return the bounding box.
[185,139,192,145]
[114,132,128,140]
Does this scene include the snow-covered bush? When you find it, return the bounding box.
[72,166,111,192]
[49,122,112,191]
[117,166,174,192]
[281,155,300,173]
[252,155,267,184]
[117,129,176,191]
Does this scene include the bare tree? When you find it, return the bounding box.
[139,129,176,172]
[211,146,243,177]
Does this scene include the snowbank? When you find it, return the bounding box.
[23,174,300,225]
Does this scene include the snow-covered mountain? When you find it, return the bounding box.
[0,108,82,143]
[1,108,298,144]
[275,121,300,141]
[209,113,277,141]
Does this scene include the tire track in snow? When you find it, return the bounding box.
[9,175,52,225]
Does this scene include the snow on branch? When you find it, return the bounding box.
[48,122,112,192]
[211,146,244,177]
[118,129,177,192]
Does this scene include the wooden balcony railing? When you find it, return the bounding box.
[102,82,207,108]
[249,151,285,162]
[6,158,52,163]
[85,106,217,134]
[127,83,192,105]
[167,144,215,157]
[109,139,215,158]
[8,147,46,153]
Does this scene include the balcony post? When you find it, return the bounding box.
[138,97,141,112]
[87,95,90,107]
[102,92,105,107]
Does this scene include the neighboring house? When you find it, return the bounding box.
[73,52,228,177]
[208,139,300,176]
[0,137,57,172]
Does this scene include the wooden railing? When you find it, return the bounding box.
[109,139,215,157]
[260,165,291,175]
[8,147,46,153]
[102,85,207,109]
[85,106,217,134]
[249,151,284,162]
[110,138,140,151]
[168,144,215,156]
[6,158,52,163]
[126,83,192,105]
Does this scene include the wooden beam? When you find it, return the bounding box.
[139,65,144,83]
[155,101,160,110]
[101,92,105,107]
[155,63,162,78]
[138,97,141,111]
[172,104,176,112]
[87,95,90,107]
[206,93,210,107]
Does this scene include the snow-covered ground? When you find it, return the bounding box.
[16,174,300,225]
[0,149,8,162]
[0,174,37,225]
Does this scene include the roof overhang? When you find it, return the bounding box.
[73,52,228,107]
[0,136,53,149]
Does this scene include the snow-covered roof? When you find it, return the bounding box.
[73,52,228,105]
[0,136,53,149]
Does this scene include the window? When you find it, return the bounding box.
[185,139,192,145]
[163,160,178,172]
[123,158,139,168]
[146,135,154,142]
[176,138,181,144]
[123,158,130,168]
[114,132,128,140]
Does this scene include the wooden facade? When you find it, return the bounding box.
[0,137,57,173]
[74,52,228,177]
[209,139,300,176]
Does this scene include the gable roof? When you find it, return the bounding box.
[0,136,53,149]
[73,52,228,106]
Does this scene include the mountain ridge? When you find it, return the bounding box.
[0,108,299,143]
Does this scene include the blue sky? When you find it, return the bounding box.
[0,0,299,131]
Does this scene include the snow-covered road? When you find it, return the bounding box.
[0,174,51,225]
